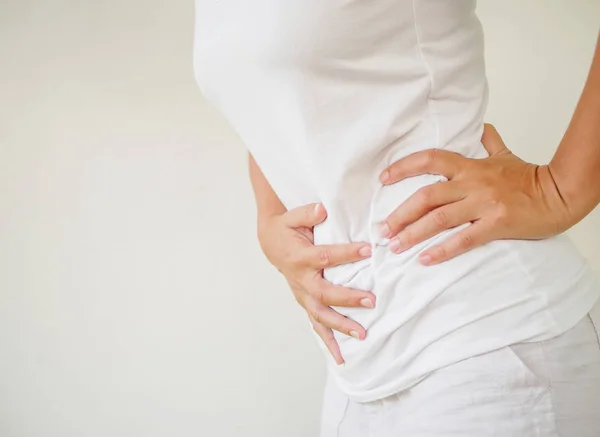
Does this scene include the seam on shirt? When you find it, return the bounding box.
[410,0,440,149]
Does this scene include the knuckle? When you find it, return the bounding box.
[424,149,438,167]
[424,148,437,164]
[317,247,333,267]
[417,186,435,205]
[431,208,449,227]
[496,202,510,219]
[491,202,510,225]
[458,232,475,250]
[435,245,447,259]
[311,307,322,324]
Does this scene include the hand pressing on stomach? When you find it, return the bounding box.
[379,124,576,265]
[258,202,375,365]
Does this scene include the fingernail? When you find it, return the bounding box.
[314,203,321,215]
[389,238,401,253]
[350,330,361,340]
[380,170,390,183]
[359,245,372,257]
[360,297,374,308]
[379,222,390,238]
[420,253,433,265]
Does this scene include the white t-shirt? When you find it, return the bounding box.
[194,0,600,402]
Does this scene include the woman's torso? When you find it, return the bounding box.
[194,0,600,402]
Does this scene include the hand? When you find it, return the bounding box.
[379,124,574,266]
[258,203,375,365]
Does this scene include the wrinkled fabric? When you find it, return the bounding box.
[194,0,600,401]
[321,298,600,436]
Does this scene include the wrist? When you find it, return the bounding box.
[542,163,590,230]
[535,164,579,232]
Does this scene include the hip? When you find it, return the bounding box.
[314,229,600,401]
[321,296,600,437]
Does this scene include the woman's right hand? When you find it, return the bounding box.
[257,202,376,365]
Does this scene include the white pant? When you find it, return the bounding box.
[321,298,600,437]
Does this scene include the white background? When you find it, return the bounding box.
[1,1,599,436]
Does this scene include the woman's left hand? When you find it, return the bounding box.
[379,124,576,266]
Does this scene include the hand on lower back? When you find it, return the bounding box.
[258,203,375,364]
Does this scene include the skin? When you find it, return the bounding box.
[250,156,375,365]
[250,33,600,362]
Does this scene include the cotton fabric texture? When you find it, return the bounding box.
[193,0,600,402]
[321,298,600,436]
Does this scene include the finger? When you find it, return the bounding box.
[381,181,465,237]
[418,221,496,265]
[309,303,367,340]
[380,149,465,185]
[313,278,376,309]
[481,123,509,156]
[309,317,344,365]
[305,242,372,269]
[284,203,327,228]
[389,200,478,254]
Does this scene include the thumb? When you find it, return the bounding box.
[481,123,509,156]
[284,202,327,228]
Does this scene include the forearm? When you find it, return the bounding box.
[549,33,600,224]
[248,153,287,230]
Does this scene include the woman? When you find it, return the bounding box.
[194,1,600,435]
